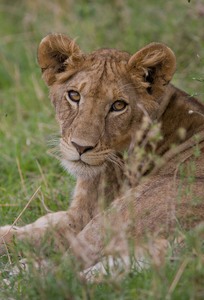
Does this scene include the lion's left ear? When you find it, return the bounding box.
[128,43,176,98]
[37,33,83,86]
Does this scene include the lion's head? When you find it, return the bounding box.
[38,34,176,177]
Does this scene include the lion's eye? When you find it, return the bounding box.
[67,90,80,102]
[110,100,128,112]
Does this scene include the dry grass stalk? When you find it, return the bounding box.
[0,186,41,240]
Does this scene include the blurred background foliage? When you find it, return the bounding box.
[0,1,204,299]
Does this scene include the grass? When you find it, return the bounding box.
[0,0,204,299]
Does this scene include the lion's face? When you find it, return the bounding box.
[52,54,141,177]
[38,34,176,177]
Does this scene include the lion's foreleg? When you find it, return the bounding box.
[0,177,101,254]
[0,211,80,254]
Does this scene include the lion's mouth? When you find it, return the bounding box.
[61,158,104,177]
[60,140,107,166]
[59,139,123,177]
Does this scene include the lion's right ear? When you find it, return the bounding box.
[37,33,83,86]
[128,43,176,99]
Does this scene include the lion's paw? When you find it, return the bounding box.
[0,226,18,255]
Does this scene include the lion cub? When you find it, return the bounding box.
[1,34,204,268]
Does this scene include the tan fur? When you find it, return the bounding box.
[1,34,204,268]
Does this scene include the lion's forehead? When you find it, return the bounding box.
[67,58,130,98]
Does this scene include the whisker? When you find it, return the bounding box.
[47,146,62,161]
[46,133,61,147]
[46,133,63,162]
[86,149,112,158]
[106,152,124,169]
[107,157,123,170]
[108,152,123,163]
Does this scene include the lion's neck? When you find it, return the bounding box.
[156,84,204,155]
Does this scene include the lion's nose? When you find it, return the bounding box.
[71,141,94,155]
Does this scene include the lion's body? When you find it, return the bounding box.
[1,34,204,268]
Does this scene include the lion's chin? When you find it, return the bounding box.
[61,159,104,178]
